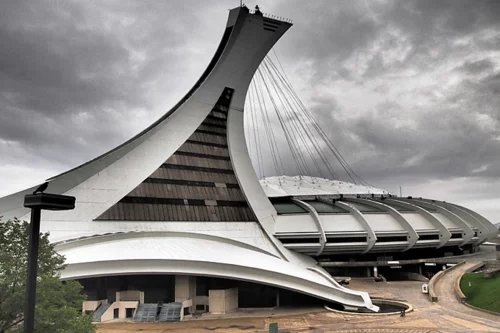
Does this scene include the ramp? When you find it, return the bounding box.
[133,303,158,322]
[158,302,182,322]
[92,303,110,322]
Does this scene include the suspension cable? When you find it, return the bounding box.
[244,49,374,187]
[267,53,372,185]
[257,68,310,176]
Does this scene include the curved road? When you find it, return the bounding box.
[434,262,500,324]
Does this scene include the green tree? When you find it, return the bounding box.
[0,218,95,333]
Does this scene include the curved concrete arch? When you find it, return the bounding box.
[54,230,279,258]
[384,199,451,248]
[307,266,378,311]
[292,199,327,255]
[398,199,475,246]
[58,236,378,311]
[434,201,498,241]
[345,198,418,251]
[335,201,377,254]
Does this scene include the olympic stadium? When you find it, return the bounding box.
[0,5,497,322]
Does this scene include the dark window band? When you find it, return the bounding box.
[186,140,228,148]
[327,237,366,243]
[216,200,250,207]
[120,197,185,205]
[212,107,228,114]
[196,129,227,137]
[175,151,230,161]
[209,112,227,120]
[202,121,227,129]
[206,115,227,123]
[144,177,238,188]
[119,196,248,207]
[376,236,408,242]
[161,163,234,174]
[418,234,440,241]
[279,238,319,244]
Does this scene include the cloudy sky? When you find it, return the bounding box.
[1,0,499,221]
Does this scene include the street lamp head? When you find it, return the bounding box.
[24,193,75,211]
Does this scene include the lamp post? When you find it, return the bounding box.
[23,190,75,333]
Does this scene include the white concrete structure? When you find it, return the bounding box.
[0,6,380,312]
[0,6,497,316]
[265,176,497,256]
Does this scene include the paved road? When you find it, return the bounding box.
[434,261,500,323]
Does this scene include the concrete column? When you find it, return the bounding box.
[373,266,378,278]
[175,275,190,302]
[418,265,422,275]
[367,267,371,277]
[188,276,196,312]
[175,275,197,313]
[276,290,280,308]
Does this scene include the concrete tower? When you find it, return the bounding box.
[0,7,379,312]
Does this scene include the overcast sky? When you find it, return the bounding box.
[1,0,499,221]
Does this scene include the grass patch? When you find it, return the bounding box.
[460,272,500,313]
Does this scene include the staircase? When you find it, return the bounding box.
[158,302,182,322]
[92,303,111,322]
[133,303,158,322]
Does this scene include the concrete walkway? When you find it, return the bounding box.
[97,267,500,332]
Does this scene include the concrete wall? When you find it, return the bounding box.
[116,290,144,303]
[209,288,238,314]
[175,275,196,313]
[180,299,193,321]
[175,275,190,302]
[82,299,107,312]
[100,301,139,322]
[195,295,209,312]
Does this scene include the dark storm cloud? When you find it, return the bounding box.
[276,0,500,81]
[456,59,495,75]
[0,0,228,170]
[269,0,500,178]
[1,0,500,219]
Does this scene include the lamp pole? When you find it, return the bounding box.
[23,188,75,333]
[24,207,41,333]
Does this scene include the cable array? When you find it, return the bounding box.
[244,51,372,186]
